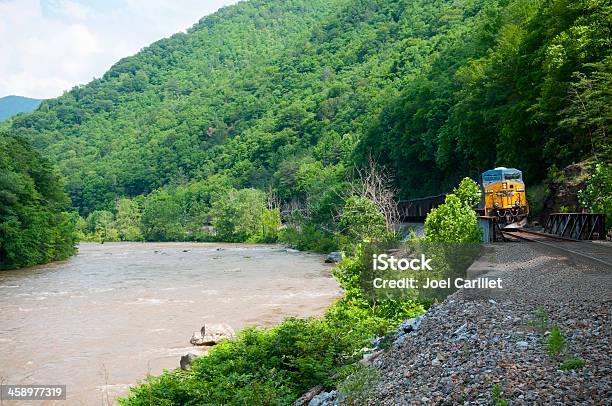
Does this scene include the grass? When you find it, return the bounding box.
[560,357,585,371]
[491,383,508,406]
[336,365,380,405]
[528,306,550,332]
[547,327,566,357]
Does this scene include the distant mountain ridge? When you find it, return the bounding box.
[0,95,42,121]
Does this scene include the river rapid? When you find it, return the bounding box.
[0,242,341,405]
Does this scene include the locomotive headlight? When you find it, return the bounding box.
[494,202,500,208]
[515,201,520,206]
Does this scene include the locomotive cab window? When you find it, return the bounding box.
[504,172,521,180]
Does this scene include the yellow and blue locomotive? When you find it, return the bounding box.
[481,167,529,225]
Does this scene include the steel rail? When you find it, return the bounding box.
[501,230,612,269]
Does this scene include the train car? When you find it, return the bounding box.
[481,167,529,225]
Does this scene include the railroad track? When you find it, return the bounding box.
[501,228,612,268]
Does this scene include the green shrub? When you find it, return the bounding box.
[140,190,186,241]
[120,304,392,406]
[332,245,424,324]
[279,214,340,253]
[425,178,482,243]
[339,196,388,243]
[250,208,281,243]
[578,162,612,233]
[454,177,481,208]
[336,365,380,405]
[115,198,143,241]
[528,306,550,332]
[85,210,120,242]
[560,357,584,370]
[547,327,566,357]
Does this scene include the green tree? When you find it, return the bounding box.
[258,207,282,243]
[86,210,119,242]
[140,190,185,241]
[578,162,612,233]
[0,135,77,269]
[425,178,482,243]
[114,198,143,241]
[339,196,387,243]
[210,188,267,242]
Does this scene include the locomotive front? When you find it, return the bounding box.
[481,167,529,225]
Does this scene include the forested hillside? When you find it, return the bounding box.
[3,0,610,244]
[0,136,76,269]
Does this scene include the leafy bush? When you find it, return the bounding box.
[332,245,424,324]
[120,302,394,406]
[560,356,585,370]
[141,190,186,241]
[85,210,120,242]
[336,365,380,405]
[453,178,481,208]
[339,196,388,243]
[254,207,282,243]
[578,162,612,234]
[425,178,481,243]
[279,213,340,253]
[115,198,143,241]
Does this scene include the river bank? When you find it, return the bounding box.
[0,242,341,405]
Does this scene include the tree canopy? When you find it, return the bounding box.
[0,134,76,269]
[1,0,609,251]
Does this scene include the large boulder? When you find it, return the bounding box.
[190,323,235,346]
[325,252,342,263]
[180,353,199,370]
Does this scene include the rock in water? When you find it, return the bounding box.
[190,331,207,346]
[180,353,198,370]
[325,252,342,263]
[190,323,236,346]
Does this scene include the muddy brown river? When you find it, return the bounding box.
[0,243,341,405]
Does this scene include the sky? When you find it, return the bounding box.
[0,0,240,99]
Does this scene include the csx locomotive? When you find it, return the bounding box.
[481,167,529,225]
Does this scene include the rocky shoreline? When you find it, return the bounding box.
[305,242,611,405]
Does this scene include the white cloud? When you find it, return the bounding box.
[0,0,239,99]
[46,0,92,20]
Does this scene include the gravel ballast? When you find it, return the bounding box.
[362,242,612,405]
